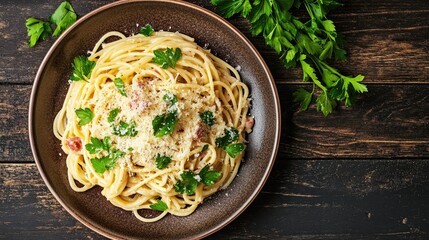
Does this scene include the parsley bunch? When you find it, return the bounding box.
[26,1,77,47]
[211,0,367,116]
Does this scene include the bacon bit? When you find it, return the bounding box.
[129,91,150,111]
[199,150,208,159]
[66,137,82,151]
[193,122,208,142]
[245,116,255,133]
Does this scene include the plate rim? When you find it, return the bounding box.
[28,0,281,239]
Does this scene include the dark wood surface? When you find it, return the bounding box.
[1,0,428,239]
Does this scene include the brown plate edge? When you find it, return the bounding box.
[28,0,282,239]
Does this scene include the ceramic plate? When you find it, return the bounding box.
[29,0,281,239]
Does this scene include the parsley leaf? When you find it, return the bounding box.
[108,108,119,123]
[174,165,221,195]
[215,128,239,148]
[70,56,96,82]
[114,78,127,97]
[152,48,182,69]
[139,24,154,36]
[49,1,77,37]
[224,143,246,158]
[210,0,252,18]
[211,0,367,115]
[173,171,199,195]
[149,199,168,212]
[85,136,111,154]
[293,88,313,111]
[163,93,177,106]
[90,156,113,174]
[316,91,337,116]
[155,154,172,169]
[200,111,215,126]
[90,149,125,174]
[152,110,179,137]
[198,165,222,186]
[75,108,93,126]
[111,149,126,160]
[25,18,52,47]
[112,121,138,137]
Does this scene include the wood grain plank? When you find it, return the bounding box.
[2,84,427,163]
[0,0,112,84]
[0,85,33,162]
[210,159,429,239]
[1,161,428,239]
[278,84,429,159]
[0,0,427,84]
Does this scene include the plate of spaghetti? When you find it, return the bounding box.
[29,0,280,239]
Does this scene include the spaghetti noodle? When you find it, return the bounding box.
[53,29,253,222]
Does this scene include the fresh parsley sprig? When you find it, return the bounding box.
[149,199,168,212]
[49,1,77,37]
[85,135,125,174]
[25,18,52,47]
[90,149,125,174]
[25,1,77,47]
[139,24,154,36]
[211,0,367,116]
[112,120,138,137]
[173,165,221,195]
[152,111,179,137]
[108,108,119,123]
[152,93,179,137]
[152,48,182,69]
[200,111,215,126]
[70,56,96,82]
[85,136,111,154]
[215,128,246,158]
[155,154,172,169]
[75,107,93,126]
[114,77,127,97]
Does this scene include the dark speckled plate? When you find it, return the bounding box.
[28,0,280,239]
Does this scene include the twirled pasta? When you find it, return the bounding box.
[53,30,253,222]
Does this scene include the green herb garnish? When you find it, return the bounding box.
[200,111,215,126]
[108,108,119,123]
[112,121,138,137]
[211,0,367,116]
[174,165,221,195]
[155,154,172,169]
[139,24,154,36]
[215,128,239,148]
[198,165,222,186]
[85,136,111,154]
[173,170,199,195]
[163,93,178,106]
[70,56,96,82]
[25,18,52,47]
[49,1,77,37]
[114,78,127,97]
[152,110,179,137]
[75,107,93,126]
[149,199,168,211]
[152,48,182,69]
[224,143,246,158]
[90,149,125,174]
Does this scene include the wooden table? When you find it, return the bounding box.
[1,0,428,239]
